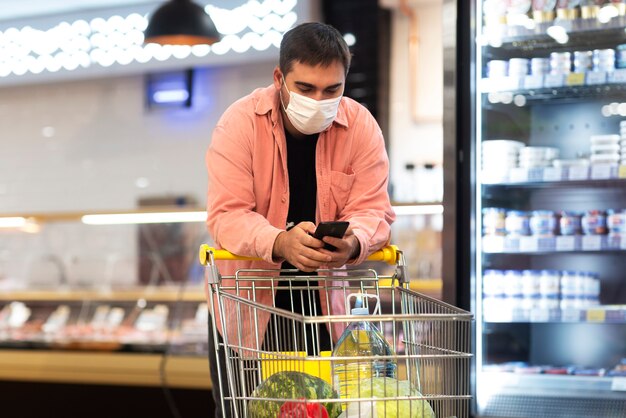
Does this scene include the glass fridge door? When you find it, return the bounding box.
[474,1,626,417]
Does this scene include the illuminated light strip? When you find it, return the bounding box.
[0,1,298,78]
[392,204,443,216]
[153,89,189,103]
[81,211,207,225]
[0,217,27,228]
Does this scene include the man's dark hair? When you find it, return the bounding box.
[279,22,351,76]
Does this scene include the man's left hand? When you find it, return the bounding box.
[318,227,360,267]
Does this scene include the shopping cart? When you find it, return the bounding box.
[199,245,472,418]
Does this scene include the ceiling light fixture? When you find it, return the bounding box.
[144,0,221,46]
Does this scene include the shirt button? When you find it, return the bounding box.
[281,197,286,203]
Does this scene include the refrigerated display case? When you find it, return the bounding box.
[444,1,626,417]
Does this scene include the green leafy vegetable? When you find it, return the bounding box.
[343,377,435,418]
[248,371,341,418]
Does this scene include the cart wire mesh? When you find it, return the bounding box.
[200,245,473,418]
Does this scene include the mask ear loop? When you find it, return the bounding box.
[279,76,289,112]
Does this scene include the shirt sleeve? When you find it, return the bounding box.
[339,105,396,264]
[205,104,282,263]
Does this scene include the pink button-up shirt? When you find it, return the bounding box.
[206,84,395,349]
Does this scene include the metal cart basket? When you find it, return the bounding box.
[199,245,472,418]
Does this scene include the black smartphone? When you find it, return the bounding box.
[312,221,349,251]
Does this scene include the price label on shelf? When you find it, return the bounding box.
[523,74,544,90]
[509,167,529,183]
[543,167,564,182]
[609,68,626,84]
[519,236,539,252]
[544,74,565,88]
[586,71,607,85]
[568,165,589,181]
[556,236,577,251]
[586,308,606,322]
[612,378,626,392]
[582,235,603,251]
[566,73,585,86]
[590,164,613,180]
[530,308,550,322]
[482,235,505,253]
[619,165,626,179]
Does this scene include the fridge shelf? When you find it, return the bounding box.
[483,315,626,325]
[482,81,626,103]
[482,176,626,189]
[483,19,626,54]
[482,235,625,254]
[479,371,626,399]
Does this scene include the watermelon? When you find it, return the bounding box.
[248,371,341,418]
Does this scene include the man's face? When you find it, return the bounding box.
[274,60,345,105]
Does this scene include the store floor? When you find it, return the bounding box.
[0,380,214,418]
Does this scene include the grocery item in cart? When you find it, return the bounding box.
[341,377,435,418]
[332,294,397,400]
[247,370,341,418]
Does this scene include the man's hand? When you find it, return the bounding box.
[317,226,360,268]
[272,222,332,272]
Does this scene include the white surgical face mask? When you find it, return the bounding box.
[281,78,342,135]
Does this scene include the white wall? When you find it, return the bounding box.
[0,61,277,213]
[0,60,276,288]
[387,0,443,203]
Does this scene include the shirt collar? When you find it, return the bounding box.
[254,84,349,129]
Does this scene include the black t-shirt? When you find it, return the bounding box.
[285,130,318,229]
[271,129,331,353]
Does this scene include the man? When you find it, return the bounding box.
[205,22,395,417]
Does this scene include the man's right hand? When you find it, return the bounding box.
[272,222,332,272]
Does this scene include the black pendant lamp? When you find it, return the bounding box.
[144,0,221,46]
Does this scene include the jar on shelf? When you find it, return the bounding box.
[504,270,524,299]
[530,210,557,237]
[505,210,531,236]
[539,270,561,300]
[483,208,507,236]
[560,271,578,299]
[607,209,625,235]
[559,211,583,235]
[582,210,607,235]
[483,269,505,297]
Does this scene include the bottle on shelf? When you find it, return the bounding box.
[331,294,397,400]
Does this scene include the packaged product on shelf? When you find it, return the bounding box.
[556,0,581,20]
[530,210,557,237]
[531,0,557,23]
[559,210,583,235]
[608,358,626,377]
[505,210,531,236]
[487,59,508,78]
[550,51,572,75]
[573,50,593,73]
[593,48,616,73]
[41,305,71,334]
[482,139,524,182]
[607,209,626,234]
[616,44,626,69]
[509,58,530,78]
[483,269,506,298]
[483,208,507,236]
[530,57,550,76]
[580,1,601,20]
[582,209,608,235]
[521,270,542,320]
[534,270,560,321]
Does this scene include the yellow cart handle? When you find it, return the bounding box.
[199,244,399,266]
